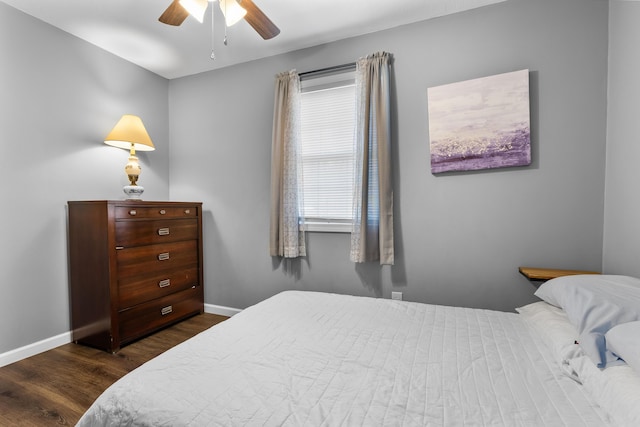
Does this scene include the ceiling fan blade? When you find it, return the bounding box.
[159,0,189,26]
[240,0,280,40]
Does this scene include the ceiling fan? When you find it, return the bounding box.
[159,0,280,40]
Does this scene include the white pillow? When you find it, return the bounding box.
[606,321,640,374]
[516,301,578,359]
[517,301,585,380]
[567,354,640,427]
[534,275,640,368]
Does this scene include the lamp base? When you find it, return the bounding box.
[123,185,144,200]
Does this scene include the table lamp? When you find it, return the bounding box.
[104,115,155,199]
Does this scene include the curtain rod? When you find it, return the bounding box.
[299,62,356,80]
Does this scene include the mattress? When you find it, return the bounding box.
[77,291,614,426]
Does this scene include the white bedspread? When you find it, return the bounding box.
[77,291,612,426]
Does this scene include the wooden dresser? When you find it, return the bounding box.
[68,200,204,352]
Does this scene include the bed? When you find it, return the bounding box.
[77,275,640,426]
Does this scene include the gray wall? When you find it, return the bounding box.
[0,3,170,354]
[169,0,609,312]
[603,1,640,274]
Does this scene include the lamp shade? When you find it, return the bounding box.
[219,0,247,26]
[104,115,155,152]
[179,0,208,23]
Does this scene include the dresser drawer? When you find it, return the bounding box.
[118,267,199,309]
[119,286,202,344]
[116,218,197,247]
[115,205,198,220]
[116,240,197,279]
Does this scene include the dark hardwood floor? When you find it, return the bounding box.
[0,313,228,426]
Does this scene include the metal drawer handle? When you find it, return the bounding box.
[158,279,171,288]
[184,209,191,214]
[159,209,166,215]
[129,209,137,216]
[158,227,170,236]
[161,305,173,316]
[158,252,170,261]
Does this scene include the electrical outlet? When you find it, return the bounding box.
[391,291,402,301]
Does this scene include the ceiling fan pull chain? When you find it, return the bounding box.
[223,0,229,45]
[210,1,216,59]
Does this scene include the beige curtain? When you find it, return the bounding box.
[350,52,394,265]
[269,70,306,258]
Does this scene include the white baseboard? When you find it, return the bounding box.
[0,331,72,368]
[204,303,242,317]
[0,305,241,368]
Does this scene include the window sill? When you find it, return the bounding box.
[302,221,351,233]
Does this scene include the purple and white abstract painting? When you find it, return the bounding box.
[428,69,531,174]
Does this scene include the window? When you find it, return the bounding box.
[299,69,356,232]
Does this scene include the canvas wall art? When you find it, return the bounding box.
[427,69,531,174]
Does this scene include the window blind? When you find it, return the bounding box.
[300,79,356,224]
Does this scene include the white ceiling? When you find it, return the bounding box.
[0,0,507,79]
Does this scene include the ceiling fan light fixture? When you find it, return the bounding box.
[219,0,247,26]
[179,0,208,23]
